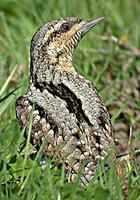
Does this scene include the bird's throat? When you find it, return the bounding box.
[55,53,75,73]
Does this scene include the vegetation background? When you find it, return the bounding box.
[0,0,140,199]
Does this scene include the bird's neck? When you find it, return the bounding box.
[30,53,76,85]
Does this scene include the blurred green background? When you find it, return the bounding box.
[0,0,140,199]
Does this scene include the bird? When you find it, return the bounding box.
[16,17,114,186]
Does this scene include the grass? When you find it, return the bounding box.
[0,0,140,199]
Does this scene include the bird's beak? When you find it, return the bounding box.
[80,17,105,36]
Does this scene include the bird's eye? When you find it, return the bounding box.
[60,23,70,32]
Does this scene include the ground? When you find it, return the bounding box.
[0,0,140,199]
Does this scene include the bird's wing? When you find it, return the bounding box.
[52,71,113,137]
[16,85,85,160]
[34,70,114,159]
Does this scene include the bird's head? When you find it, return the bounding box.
[31,17,105,73]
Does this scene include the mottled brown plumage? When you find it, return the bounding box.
[16,17,114,186]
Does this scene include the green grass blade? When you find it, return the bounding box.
[0,95,14,116]
[111,100,129,123]
[0,64,18,97]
